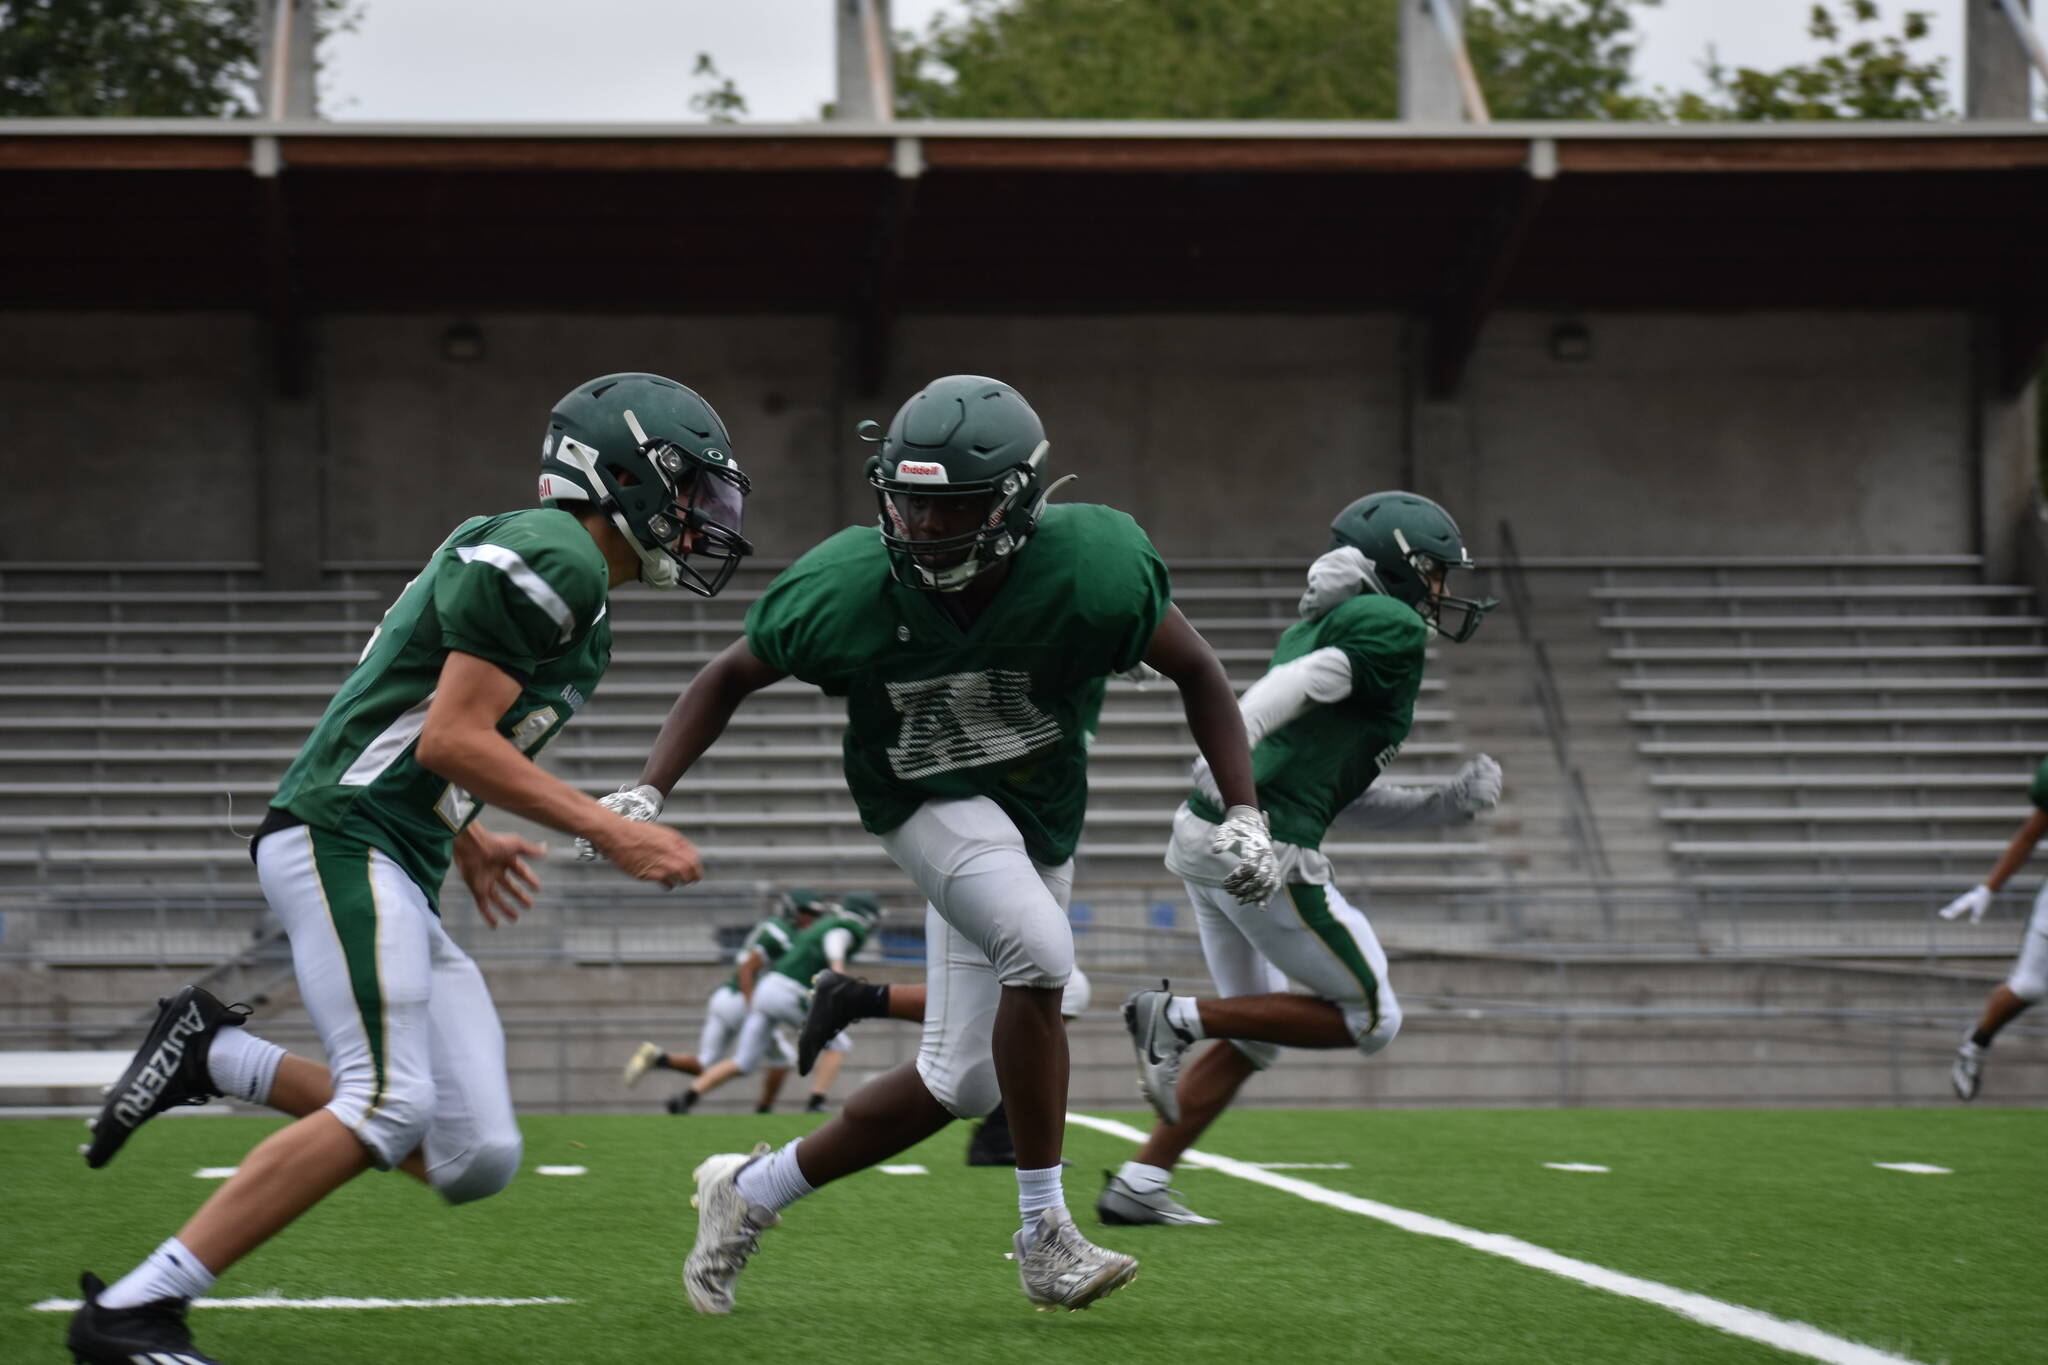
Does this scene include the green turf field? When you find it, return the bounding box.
[3,1107,2041,1364]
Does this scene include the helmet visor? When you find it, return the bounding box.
[665,458,753,597]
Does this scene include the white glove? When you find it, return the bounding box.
[1119,662,1164,688]
[573,783,665,862]
[1448,754,1503,817]
[1937,884,1992,923]
[1211,804,1280,905]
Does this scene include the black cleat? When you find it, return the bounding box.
[967,1103,1017,1167]
[797,970,870,1076]
[666,1090,701,1115]
[804,1094,830,1114]
[84,986,250,1170]
[68,1271,225,1364]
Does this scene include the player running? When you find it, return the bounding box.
[582,374,1275,1313]
[664,891,881,1114]
[1935,758,2048,1099]
[1105,491,1501,1225]
[621,887,826,1114]
[66,373,749,1365]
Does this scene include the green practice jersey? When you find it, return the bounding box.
[725,917,795,991]
[768,912,872,987]
[746,503,1171,866]
[269,508,612,907]
[1189,593,1428,850]
[2030,758,2048,812]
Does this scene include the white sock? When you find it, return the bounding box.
[206,1026,285,1106]
[1016,1165,1065,1246]
[99,1236,216,1309]
[1116,1160,1171,1194]
[1166,996,1206,1039]
[734,1140,813,1214]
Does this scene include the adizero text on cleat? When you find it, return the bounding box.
[67,1271,226,1365]
[83,985,250,1170]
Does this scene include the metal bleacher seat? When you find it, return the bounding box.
[1599,559,2048,884]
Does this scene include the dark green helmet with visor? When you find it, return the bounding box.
[539,372,753,596]
[1328,491,1497,643]
[863,375,1054,592]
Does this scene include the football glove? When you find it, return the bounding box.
[1447,754,1503,817]
[573,783,665,862]
[1211,804,1280,905]
[1936,884,1993,924]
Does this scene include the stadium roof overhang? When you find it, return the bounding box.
[3,118,2045,397]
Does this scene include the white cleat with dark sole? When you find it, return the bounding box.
[1096,1171,1219,1226]
[1012,1207,1138,1312]
[1951,1040,1985,1101]
[683,1144,778,1314]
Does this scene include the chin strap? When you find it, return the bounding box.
[558,428,680,591]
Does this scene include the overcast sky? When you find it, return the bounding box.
[318,1,2006,123]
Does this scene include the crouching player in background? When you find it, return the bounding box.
[66,373,747,1365]
[622,887,827,1113]
[1107,492,1502,1226]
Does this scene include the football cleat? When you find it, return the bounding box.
[67,1271,225,1365]
[1096,1171,1219,1226]
[1122,984,1193,1126]
[1952,1040,1985,1101]
[84,985,250,1170]
[666,1090,700,1115]
[967,1105,1016,1167]
[683,1144,778,1314]
[803,1094,830,1115]
[796,970,867,1076]
[1012,1208,1138,1312]
[621,1041,663,1088]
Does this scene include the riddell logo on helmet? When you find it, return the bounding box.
[896,460,948,482]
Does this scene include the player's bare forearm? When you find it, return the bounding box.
[737,950,762,999]
[1984,809,2048,890]
[1145,605,1258,810]
[417,652,620,843]
[637,637,787,796]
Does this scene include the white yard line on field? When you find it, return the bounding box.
[1067,1112,1929,1365]
[1872,1163,1951,1175]
[34,1295,574,1311]
[1543,1163,1611,1173]
[878,1164,929,1175]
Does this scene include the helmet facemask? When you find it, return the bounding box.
[867,441,1048,593]
[555,411,753,596]
[1390,526,1493,644]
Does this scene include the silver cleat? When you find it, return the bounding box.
[1122,984,1194,1125]
[683,1144,778,1314]
[1012,1207,1138,1311]
[1096,1171,1218,1226]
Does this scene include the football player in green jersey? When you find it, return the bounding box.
[669,892,881,1115]
[585,374,1275,1314]
[622,887,826,1113]
[67,373,750,1365]
[1105,492,1504,1226]
[1935,757,2048,1099]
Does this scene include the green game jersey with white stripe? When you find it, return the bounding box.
[768,913,872,987]
[745,503,1171,866]
[1188,593,1428,850]
[2030,758,2048,812]
[725,918,795,991]
[269,508,612,907]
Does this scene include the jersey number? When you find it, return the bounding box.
[885,670,1062,781]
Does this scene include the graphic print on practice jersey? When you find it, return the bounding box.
[885,670,1063,780]
[745,503,1170,866]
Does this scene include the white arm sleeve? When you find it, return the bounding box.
[1193,647,1354,805]
[820,927,854,966]
[1342,782,1469,830]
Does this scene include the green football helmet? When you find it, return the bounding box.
[839,891,882,930]
[777,887,826,924]
[1328,491,1496,643]
[539,372,753,596]
[863,375,1053,592]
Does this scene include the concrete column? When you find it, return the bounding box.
[834,0,895,121]
[1400,0,1468,122]
[1967,0,2032,119]
[256,327,324,587]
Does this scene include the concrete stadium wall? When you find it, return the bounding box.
[0,308,1997,566]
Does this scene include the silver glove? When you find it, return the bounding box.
[573,783,664,862]
[1211,804,1280,905]
[1448,754,1503,817]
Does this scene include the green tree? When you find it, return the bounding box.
[0,0,357,117]
[893,0,1401,119]
[688,51,747,124]
[1466,0,1665,120]
[1660,2,1949,121]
